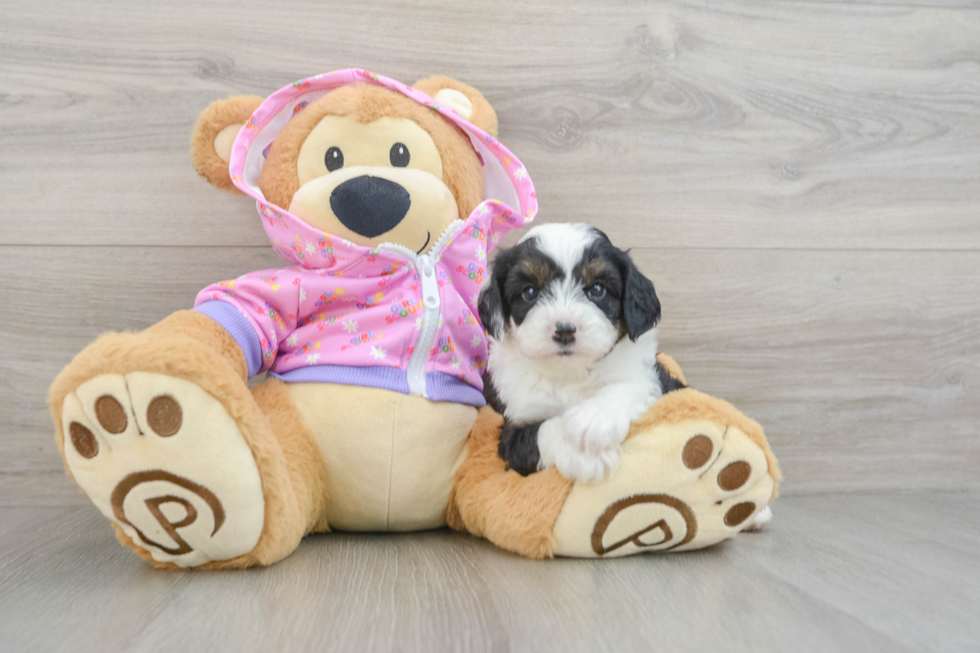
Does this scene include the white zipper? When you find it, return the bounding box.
[407,254,440,396]
[378,220,463,398]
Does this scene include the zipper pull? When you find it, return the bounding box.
[420,256,440,309]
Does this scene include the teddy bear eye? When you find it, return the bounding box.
[324,147,344,172]
[389,142,410,167]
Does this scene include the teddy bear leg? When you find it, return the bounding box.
[446,407,575,559]
[550,388,780,557]
[50,317,326,570]
[449,388,781,559]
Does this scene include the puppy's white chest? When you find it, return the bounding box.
[498,367,607,422]
[547,380,599,410]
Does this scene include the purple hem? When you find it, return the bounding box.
[425,372,486,406]
[194,301,263,378]
[271,364,410,394]
[270,365,486,407]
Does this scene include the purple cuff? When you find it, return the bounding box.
[194,301,263,378]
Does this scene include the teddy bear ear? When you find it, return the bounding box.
[412,76,498,138]
[191,95,264,193]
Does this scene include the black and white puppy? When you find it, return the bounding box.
[478,223,686,483]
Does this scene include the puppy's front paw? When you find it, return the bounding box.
[561,401,631,456]
[538,418,620,484]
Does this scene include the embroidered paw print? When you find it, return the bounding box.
[552,415,777,558]
[59,372,265,567]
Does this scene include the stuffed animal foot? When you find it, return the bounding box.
[49,321,321,570]
[59,371,266,568]
[449,385,781,559]
[551,389,778,557]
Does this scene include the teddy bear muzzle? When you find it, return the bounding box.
[330,175,412,238]
[288,165,460,253]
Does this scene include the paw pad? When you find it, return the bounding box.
[718,461,751,490]
[95,395,127,433]
[147,395,182,436]
[69,422,99,459]
[681,434,713,469]
[724,501,756,527]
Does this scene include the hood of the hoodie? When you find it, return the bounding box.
[228,69,537,270]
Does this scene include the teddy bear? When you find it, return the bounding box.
[48,69,781,568]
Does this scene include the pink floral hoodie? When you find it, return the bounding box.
[193,69,537,406]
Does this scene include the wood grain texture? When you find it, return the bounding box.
[1,1,978,249]
[3,245,977,504]
[1,494,978,652]
[2,0,978,648]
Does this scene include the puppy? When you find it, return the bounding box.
[478,223,686,483]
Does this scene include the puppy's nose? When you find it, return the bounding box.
[553,322,577,346]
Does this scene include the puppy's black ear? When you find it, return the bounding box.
[616,250,661,341]
[479,243,525,340]
[478,273,506,340]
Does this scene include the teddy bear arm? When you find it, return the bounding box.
[143,310,249,381]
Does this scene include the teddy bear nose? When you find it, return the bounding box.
[330,176,412,238]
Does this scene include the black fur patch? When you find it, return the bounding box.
[478,238,564,338]
[571,230,661,341]
[655,361,688,393]
[477,277,505,340]
[482,372,507,415]
[573,239,626,327]
[498,419,543,476]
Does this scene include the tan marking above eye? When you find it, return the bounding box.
[521,260,556,288]
[580,260,611,287]
[296,116,443,186]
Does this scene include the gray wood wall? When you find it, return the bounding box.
[2,0,978,505]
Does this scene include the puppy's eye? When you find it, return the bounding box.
[521,286,538,302]
[390,142,410,167]
[586,283,606,300]
[325,147,344,172]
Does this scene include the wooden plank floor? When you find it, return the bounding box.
[2,0,979,649]
[1,493,977,653]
